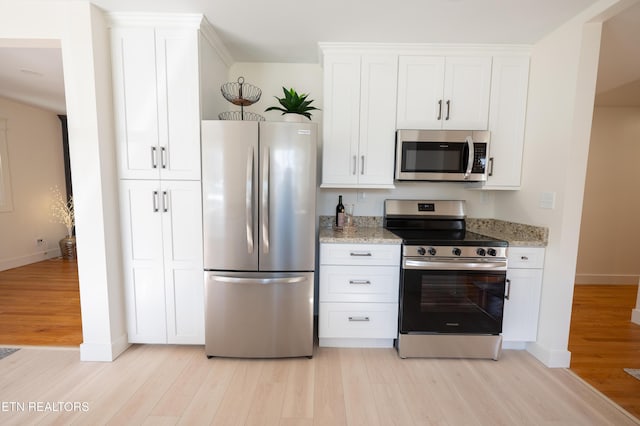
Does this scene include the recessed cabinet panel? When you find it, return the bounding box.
[120,180,204,344]
[502,247,545,344]
[157,29,201,180]
[112,26,201,180]
[443,56,492,130]
[166,269,204,344]
[112,28,159,179]
[321,53,396,188]
[357,55,398,186]
[130,267,167,343]
[484,56,530,189]
[397,55,492,130]
[397,56,445,129]
[322,55,361,186]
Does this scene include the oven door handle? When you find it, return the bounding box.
[403,258,507,271]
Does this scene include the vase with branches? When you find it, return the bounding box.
[50,186,76,259]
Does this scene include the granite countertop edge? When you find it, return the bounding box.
[318,215,548,247]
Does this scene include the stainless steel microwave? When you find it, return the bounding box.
[395,129,490,182]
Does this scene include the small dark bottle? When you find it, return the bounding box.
[336,195,345,227]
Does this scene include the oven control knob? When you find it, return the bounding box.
[487,248,497,257]
[417,247,426,256]
[428,247,437,256]
[476,248,486,256]
[452,248,462,256]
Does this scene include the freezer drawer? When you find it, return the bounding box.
[205,271,314,358]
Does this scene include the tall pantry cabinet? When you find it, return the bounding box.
[110,14,225,344]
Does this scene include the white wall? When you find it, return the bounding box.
[230,62,497,219]
[0,1,127,361]
[576,107,640,284]
[0,96,67,270]
[492,0,626,367]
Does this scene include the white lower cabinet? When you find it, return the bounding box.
[502,247,545,347]
[120,180,204,344]
[319,243,401,348]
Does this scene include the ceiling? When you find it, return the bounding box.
[0,0,638,113]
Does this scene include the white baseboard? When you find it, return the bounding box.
[80,334,130,362]
[574,274,640,285]
[526,341,571,368]
[0,248,63,272]
[502,341,527,350]
[632,309,640,326]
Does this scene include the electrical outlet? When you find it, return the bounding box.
[36,238,46,248]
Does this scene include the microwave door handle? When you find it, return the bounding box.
[464,136,474,179]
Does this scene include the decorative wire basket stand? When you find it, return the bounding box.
[219,76,264,121]
[218,111,265,121]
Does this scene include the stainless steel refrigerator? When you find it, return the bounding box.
[201,120,316,358]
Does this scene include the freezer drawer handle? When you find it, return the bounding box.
[213,276,306,285]
[350,251,372,257]
[349,279,371,285]
[520,256,529,261]
[348,316,370,322]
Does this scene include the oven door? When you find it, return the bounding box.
[399,258,506,334]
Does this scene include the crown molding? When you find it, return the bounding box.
[199,17,234,67]
[107,12,204,29]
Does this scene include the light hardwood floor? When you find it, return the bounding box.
[0,258,82,346]
[0,345,637,425]
[569,284,640,419]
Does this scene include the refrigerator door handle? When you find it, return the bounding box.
[262,146,270,254]
[213,276,306,285]
[246,146,254,254]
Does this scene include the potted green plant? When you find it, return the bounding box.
[265,87,319,121]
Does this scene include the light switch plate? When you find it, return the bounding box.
[539,192,556,209]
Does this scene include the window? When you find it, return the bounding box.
[0,118,13,212]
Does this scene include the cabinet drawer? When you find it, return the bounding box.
[320,243,400,266]
[319,302,398,339]
[320,265,399,303]
[508,247,545,269]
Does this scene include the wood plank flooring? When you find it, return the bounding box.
[0,258,82,346]
[1,261,639,423]
[0,345,637,425]
[569,284,640,419]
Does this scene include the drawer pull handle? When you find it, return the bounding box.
[520,256,529,260]
[348,316,370,322]
[349,280,371,285]
[350,252,372,257]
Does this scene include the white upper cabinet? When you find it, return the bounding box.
[112,26,201,180]
[321,53,398,188]
[397,56,492,130]
[483,56,530,189]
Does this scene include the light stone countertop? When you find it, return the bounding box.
[317,216,548,247]
[467,218,548,247]
[319,227,402,244]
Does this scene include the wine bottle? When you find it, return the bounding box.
[336,195,345,227]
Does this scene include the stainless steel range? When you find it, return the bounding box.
[384,199,508,360]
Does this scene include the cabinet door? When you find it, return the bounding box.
[120,180,166,343]
[484,56,530,189]
[397,56,445,129]
[156,29,201,180]
[112,28,160,179]
[442,56,492,130]
[161,180,204,344]
[358,55,397,187]
[321,54,361,187]
[502,268,543,342]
